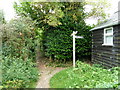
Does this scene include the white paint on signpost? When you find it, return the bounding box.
[73,34,75,68]
[75,36,84,39]
[71,31,84,68]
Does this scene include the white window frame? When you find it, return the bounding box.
[102,27,114,46]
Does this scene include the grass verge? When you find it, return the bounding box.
[50,61,119,88]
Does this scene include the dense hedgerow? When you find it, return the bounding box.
[0,16,40,88]
[1,17,39,61]
[43,16,92,61]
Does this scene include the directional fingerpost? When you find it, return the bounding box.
[71,31,84,68]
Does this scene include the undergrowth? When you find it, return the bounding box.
[2,56,39,88]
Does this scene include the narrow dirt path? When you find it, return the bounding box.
[36,58,66,88]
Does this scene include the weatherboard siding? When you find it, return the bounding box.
[117,25,120,66]
[92,25,120,68]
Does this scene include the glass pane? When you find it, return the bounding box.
[106,29,112,34]
[105,36,113,44]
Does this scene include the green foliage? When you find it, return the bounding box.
[2,56,39,88]
[14,2,93,61]
[0,10,5,24]
[14,2,92,61]
[0,57,2,88]
[1,16,40,88]
[50,61,119,88]
[1,17,39,60]
[85,0,111,24]
[43,14,92,61]
[14,2,64,27]
[14,1,110,26]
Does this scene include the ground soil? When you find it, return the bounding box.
[35,55,91,88]
[36,58,66,88]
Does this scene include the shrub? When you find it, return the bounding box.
[0,14,40,89]
[2,56,39,88]
[1,17,39,61]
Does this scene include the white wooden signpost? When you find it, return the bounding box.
[71,31,84,68]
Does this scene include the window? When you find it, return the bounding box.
[102,27,113,46]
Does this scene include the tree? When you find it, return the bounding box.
[14,2,93,61]
[85,0,111,24]
[0,10,5,41]
[0,10,5,58]
[14,2,64,27]
[42,2,92,61]
[14,1,110,61]
[0,10,5,24]
[14,0,111,25]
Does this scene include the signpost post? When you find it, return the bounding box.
[71,31,84,68]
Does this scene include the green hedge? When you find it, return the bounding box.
[43,16,92,61]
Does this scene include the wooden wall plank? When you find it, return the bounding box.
[91,25,120,68]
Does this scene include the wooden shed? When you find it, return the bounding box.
[90,11,120,68]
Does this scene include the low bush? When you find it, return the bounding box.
[50,61,119,88]
[2,56,39,88]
